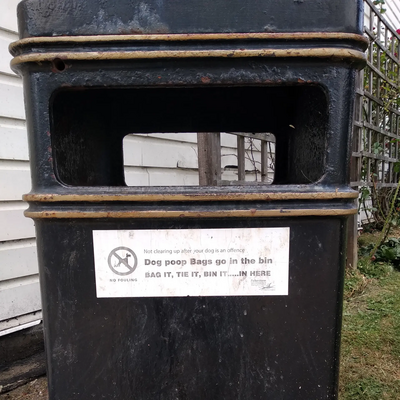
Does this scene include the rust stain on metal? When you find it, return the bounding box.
[23,191,358,203]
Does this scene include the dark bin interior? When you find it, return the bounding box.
[51,85,328,187]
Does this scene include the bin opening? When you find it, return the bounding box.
[51,85,328,187]
[123,132,276,186]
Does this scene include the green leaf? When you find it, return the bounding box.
[379,247,397,261]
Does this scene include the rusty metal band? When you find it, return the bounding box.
[25,208,357,219]
[23,191,358,203]
[9,32,368,52]
[11,48,366,66]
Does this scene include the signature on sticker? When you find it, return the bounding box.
[251,279,275,291]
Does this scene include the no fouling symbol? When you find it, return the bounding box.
[108,247,138,276]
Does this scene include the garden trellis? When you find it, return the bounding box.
[352,0,400,223]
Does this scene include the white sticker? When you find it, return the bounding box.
[93,227,290,298]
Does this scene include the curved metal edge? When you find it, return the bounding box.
[23,191,359,203]
[9,32,369,54]
[25,208,357,219]
[11,48,367,67]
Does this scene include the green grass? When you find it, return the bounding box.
[339,249,400,399]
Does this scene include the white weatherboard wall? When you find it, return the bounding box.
[123,133,273,186]
[384,0,400,31]
[0,0,42,335]
[364,0,400,34]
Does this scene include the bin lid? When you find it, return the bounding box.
[17,0,363,39]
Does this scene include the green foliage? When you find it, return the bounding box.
[371,141,383,155]
[394,161,400,174]
[340,248,400,399]
[343,378,386,400]
[373,0,386,13]
[360,237,400,269]
[359,255,393,277]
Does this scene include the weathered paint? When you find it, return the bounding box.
[25,208,358,219]
[14,0,364,398]
[23,190,358,202]
[9,31,369,52]
[16,0,364,37]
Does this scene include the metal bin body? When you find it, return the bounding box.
[11,1,366,398]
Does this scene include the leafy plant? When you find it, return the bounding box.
[373,0,386,14]
[361,237,400,268]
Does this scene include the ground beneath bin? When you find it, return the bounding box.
[0,377,48,400]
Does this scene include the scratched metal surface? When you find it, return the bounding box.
[17,57,356,400]
[12,0,364,398]
[36,217,345,400]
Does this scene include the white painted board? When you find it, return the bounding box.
[0,28,18,75]
[384,0,400,31]
[123,135,199,169]
[124,166,200,186]
[0,76,25,120]
[0,203,35,241]
[0,276,41,320]
[0,117,29,160]
[0,160,31,200]
[0,239,38,281]
[0,311,42,336]
[0,0,20,33]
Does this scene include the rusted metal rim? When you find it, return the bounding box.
[23,191,358,203]
[25,208,357,219]
[9,32,369,53]
[11,48,366,67]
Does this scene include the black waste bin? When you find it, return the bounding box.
[11,1,366,399]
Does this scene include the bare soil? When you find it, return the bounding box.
[0,377,48,400]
